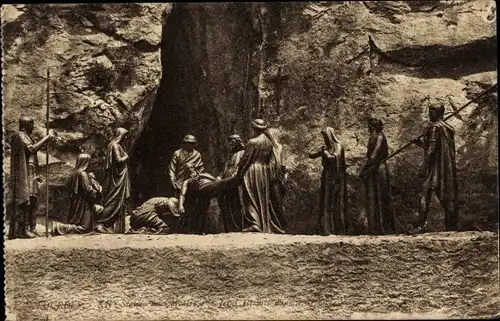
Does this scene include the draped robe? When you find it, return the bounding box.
[362,132,394,234]
[237,133,286,234]
[421,120,458,202]
[218,148,245,232]
[169,149,204,192]
[310,128,347,235]
[52,171,102,235]
[179,173,243,234]
[127,197,180,234]
[98,141,131,230]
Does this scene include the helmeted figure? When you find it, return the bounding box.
[309,127,348,235]
[8,116,54,239]
[360,118,395,235]
[218,134,246,232]
[96,127,131,233]
[52,153,103,236]
[169,135,204,197]
[236,119,286,234]
[410,103,458,233]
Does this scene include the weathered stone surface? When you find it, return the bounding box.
[132,1,497,234]
[2,3,169,217]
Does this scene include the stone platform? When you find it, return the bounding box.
[4,232,499,320]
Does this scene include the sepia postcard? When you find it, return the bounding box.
[2,2,498,320]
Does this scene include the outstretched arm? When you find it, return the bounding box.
[23,134,54,153]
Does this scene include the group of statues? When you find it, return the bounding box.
[7,103,458,239]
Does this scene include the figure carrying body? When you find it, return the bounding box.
[236,119,286,234]
[217,134,246,232]
[126,197,181,234]
[178,164,243,234]
[8,116,54,239]
[309,127,348,235]
[52,153,103,236]
[169,135,204,198]
[409,103,458,233]
[359,118,395,235]
[96,127,131,233]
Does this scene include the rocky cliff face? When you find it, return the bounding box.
[2,4,169,220]
[3,2,497,233]
[133,1,497,234]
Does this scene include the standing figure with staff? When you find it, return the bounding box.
[8,116,55,239]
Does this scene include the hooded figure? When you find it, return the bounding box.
[96,127,131,233]
[52,153,103,235]
[309,127,348,235]
[236,119,286,234]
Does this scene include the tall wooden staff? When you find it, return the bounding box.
[45,68,50,238]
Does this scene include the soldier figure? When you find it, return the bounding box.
[410,103,459,233]
[9,116,55,239]
[169,135,204,197]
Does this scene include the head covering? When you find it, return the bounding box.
[19,116,34,130]
[252,119,267,130]
[429,103,445,117]
[183,135,197,144]
[368,117,384,131]
[106,127,128,170]
[321,127,341,146]
[70,153,92,194]
[228,134,242,142]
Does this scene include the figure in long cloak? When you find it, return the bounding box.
[217,134,245,232]
[169,135,204,197]
[309,127,348,235]
[267,128,288,231]
[409,103,458,233]
[126,197,181,235]
[236,119,286,234]
[96,127,131,233]
[8,116,54,239]
[178,164,243,234]
[360,118,395,235]
[52,154,104,236]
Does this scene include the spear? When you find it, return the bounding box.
[359,83,498,178]
[45,68,50,238]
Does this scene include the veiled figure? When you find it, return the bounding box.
[52,154,103,236]
[237,119,286,234]
[97,128,131,233]
[309,127,348,235]
[360,118,395,235]
[218,134,245,232]
[126,197,181,235]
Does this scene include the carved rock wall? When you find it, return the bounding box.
[132,1,497,233]
[2,4,169,220]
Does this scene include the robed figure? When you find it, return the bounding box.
[236,119,286,234]
[8,116,54,239]
[178,164,243,234]
[169,135,204,197]
[52,154,104,235]
[360,118,395,235]
[309,127,348,235]
[410,103,458,233]
[127,197,181,235]
[218,134,245,232]
[96,127,131,233]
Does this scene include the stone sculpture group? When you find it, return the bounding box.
[8,103,458,239]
